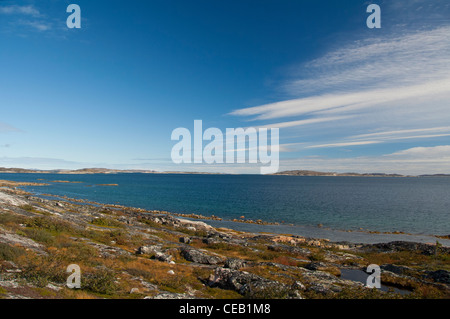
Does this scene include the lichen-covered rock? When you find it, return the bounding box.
[180,247,224,265]
[425,269,450,285]
[208,267,289,297]
[149,292,195,299]
[154,252,173,263]
[0,227,47,256]
[298,267,364,295]
[224,258,251,270]
[136,245,163,255]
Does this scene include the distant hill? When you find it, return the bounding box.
[273,170,407,177]
[0,167,448,176]
[0,167,218,175]
[0,167,156,174]
[418,174,450,177]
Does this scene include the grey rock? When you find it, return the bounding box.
[425,269,450,285]
[202,237,222,245]
[292,281,306,291]
[268,244,311,256]
[208,267,290,297]
[179,237,191,244]
[368,241,449,255]
[224,258,250,270]
[154,252,173,263]
[150,292,194,299]
[130,288,140,294]
[180,247,224,265]
[136,245,162,255]
[380,264,416,276]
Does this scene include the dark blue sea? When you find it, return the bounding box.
[1,173,449,238]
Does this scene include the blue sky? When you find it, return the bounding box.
[1,0,450,174]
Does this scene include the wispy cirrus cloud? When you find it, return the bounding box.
[232,77,450,122]
[390,145,450,159]
[286,27,450,95]
[0,5,40,17]
[279,145,450,175]
[0,4,53,32]
[230,24,450,152]
[16,19,51,31]
[303,127,450,149]
[0,122,21,133]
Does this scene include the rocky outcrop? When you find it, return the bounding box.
[380,264,450,288]
[268,244,311,256]
[0,227,47,256]
[180,247,224,265]
[136,245,173,262]
[207,267,300,298]
[136,245,163,255]
[0,192,29,206]
[367,241,450,255]
[424,270,450,285]
[85,241,132,258]
[179,237,191,244]
[224,258,252,270]
[148,292,195,299]
[381,264,417,276]
[141,214,214,233]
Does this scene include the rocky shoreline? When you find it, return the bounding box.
[0,181,448,299]
[29,190,450,245]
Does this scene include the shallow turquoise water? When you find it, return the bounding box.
[1,173,449,236]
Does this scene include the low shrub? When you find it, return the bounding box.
[90,217,124,228]
[83,269,119,295]
[0,243,25,261]
[19,228,55,245]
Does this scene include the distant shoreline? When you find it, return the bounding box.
[0,167,449,177]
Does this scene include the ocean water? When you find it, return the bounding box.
[1,173,449,237]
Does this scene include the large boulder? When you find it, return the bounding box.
[180,247,224,265]
[136,245,174,263]
[136,245,162,255]
[179,237,191,244]
[224,258,251,270]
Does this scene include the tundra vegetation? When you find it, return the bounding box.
[0,180,448,299]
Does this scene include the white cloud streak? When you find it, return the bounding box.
[15,19,51,31]
[0,122,21,133]
[0,4,54,32]
[230,25,450,155]
[0,5,40,16]
[280,145,450,175]
[287,26,450,95]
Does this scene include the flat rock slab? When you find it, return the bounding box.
[0,228,47,255]
[180,247,224,265]
[0,192,28,206]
